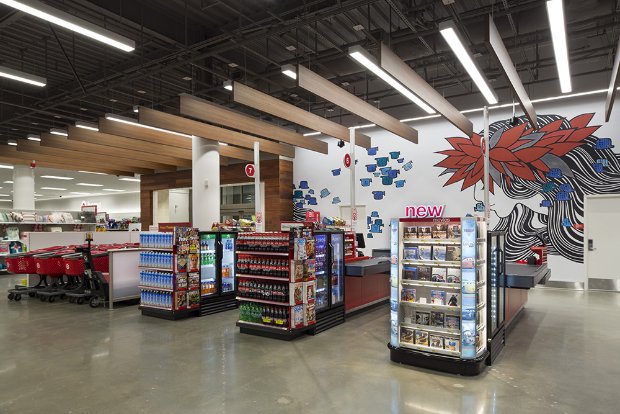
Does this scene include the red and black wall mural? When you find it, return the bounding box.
[436,113,620,263]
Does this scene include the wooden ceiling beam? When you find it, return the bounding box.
[232,82,371,149]
[98,118,191,149]
[138,107,295,158]
[180,94,328,154]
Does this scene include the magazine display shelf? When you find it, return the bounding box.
[388,216,488,376]
[235,229,317,340]
[139,228,200,320]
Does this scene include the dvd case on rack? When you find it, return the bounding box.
[418,226,432,239]
[433,246,447,261]
[418,246,432,260]
[432,224,448,239]
[402,266,417,280]
[401,288,416,302]
[403,246,419,260]
[418,266,432,281]
[445,338,460,352]
[415,330,429,346]
[404,226,418,240]
[430,311,445,327]
[447,224,461,239]
[447,293,460,307]
[446,246,461,261]
[431,267,447,283]
[445,315,461,329]
[415,311,430,325]
[447,268,461,284]
[400,327,414,344]
[431,290,446,305]
[430,335,445,349]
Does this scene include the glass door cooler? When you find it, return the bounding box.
[313,231,345,333]
[199,231,238,316]
[486,231,506,365]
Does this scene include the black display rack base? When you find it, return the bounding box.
[486,326,506,365]
[388,343,488,376]
[311,305,345,334]
[200,294,238,316]
[236,321,312,341]
[140,306,197,320]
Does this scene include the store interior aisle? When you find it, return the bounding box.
[0,277,618,414]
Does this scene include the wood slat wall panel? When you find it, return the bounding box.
[233,82,372,149]
[139,108,295,158]
[180,94,328,154]
[99,118,192,149]
[297,65,418,144]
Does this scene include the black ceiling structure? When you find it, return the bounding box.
[0,0,619,145]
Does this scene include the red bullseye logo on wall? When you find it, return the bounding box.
[343,153,351,168]
[245,163,255,178]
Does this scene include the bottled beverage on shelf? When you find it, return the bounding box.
[140,232,173,249]
[140,270,173,289]
[140,290,172,309]
[236,232,289,253]
[139,251,173,269]
[237,255,289,278]
[238,280,289,303]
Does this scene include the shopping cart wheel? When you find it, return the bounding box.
[7,293,14,301]
[14,294,21,301]
[28,292,36,298]
[89,296,101,308]
[48,296,55,303]
[77,297,84,305]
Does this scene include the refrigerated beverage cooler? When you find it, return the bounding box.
[487,231,506,365]
[199,231,238,315]
[313,231,345,333]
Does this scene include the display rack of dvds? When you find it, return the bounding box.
[236,228,317,340]
[139,227,200,320]
[388,216,488,376]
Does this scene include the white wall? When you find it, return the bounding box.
[153,189,170,225]
[168,188,190,222]
[36,192,140,218]
[294,94,620,283]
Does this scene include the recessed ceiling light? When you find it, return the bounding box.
[119,177,140,182]
[285,45,296,51]
[40,187,66,190]
[0,165,14,170]
[76,183,103,187]
[182,76,192,81]
[78,170,107,175]
[28,134,41,141]
[103,188,124,192]
[75,121,99,131]
[353,24,364,31]
[109,98,117,102]
[228,62,238,68]
[137,90,146,94]
[41,175,74,180]
[7,140,17,146]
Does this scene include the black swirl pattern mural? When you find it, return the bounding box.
[436,113,620,263]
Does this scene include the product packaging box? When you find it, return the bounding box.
[431,267,447,282]
[174,291,187,310]
[289,260,304,282]
[187,272,200,290]
[400,327,414,344]
[291,304,304,329]
[303,281,316,304]
[289,282,304,305]
[415,330,429,346]
[446,246,461,261]
[418,226,432,239]
[304,302,316,326]
[187,290,200,308]
[175,274,188,291]
[418,245,432,260]
[403,226,418,240]
[304,259,316,281]
[403,246,418,260]
[187,253,200,272]
[294,237,307,260]
[432,224,448,239]
[433,246,447,261]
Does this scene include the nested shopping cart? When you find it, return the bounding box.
[6,247,66,301]
[34,249,75,302]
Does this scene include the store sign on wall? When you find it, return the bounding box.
[245,164,255,178]
[305,210,321,223]
[404,204,445,218]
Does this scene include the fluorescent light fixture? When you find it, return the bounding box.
[78,170,107,175]
[76,183,103,187]
[0,64,46,87]
[7,140,17,146]
[219,142,229,146]
[303,131,321,136]
[41,175,73,180]
[70,192,91,195]
[281,64,297,80]
[547,0,571,93]
[105,113,193,138]
[27,134,41,141]
[137,90,146,94]
[103,189,124,192]
[349,46,435,114]
[0,199,12,202]
[439,21,498,105]
[0,194,10,197]
[40,187,66,190]
[119,177,140,182]
[75,121,99,131]
[49,128,68,136]
[4,180,13,183]
[133,105,139,113]
[0,165,13,169]
[182,76,192,81]
[0,0,135,52]
[223,80,233,91]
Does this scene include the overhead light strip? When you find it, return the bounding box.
[349,46,435,114]
[0,65,46,87]
[0,0,135,52]
[439,21,498,105]
[281,64,297,80]
[105,113,193,138]
[546,0,572,93]
[75,121,99,131]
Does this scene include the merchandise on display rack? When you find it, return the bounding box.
[198,231,238,315]
[388,216,488,376]
[139,228,200,320]
[236,228,317,340]
[313,231,346,333]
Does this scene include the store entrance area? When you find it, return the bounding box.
[0,278,616,413]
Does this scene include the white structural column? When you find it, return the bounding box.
[192,137,220,230]
[13,165,35,210]
[253,142,263,232]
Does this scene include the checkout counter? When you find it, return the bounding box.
[504,262,551,326]
[344,257,390,314]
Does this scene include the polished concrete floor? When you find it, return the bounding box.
[1,278,618,414]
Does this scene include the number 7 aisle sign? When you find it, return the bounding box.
[245,164,255,178]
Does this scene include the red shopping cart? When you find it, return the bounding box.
[63,251,109,304]
[34,249,75,303]
[6,246,67,301]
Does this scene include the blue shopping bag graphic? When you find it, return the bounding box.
[375,157,389,167]
[367,147,379,156]
[360,178,372,187]
[389,151,400,159]
[365,164,377,172]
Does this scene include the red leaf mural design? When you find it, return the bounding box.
[435,115,599,191]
